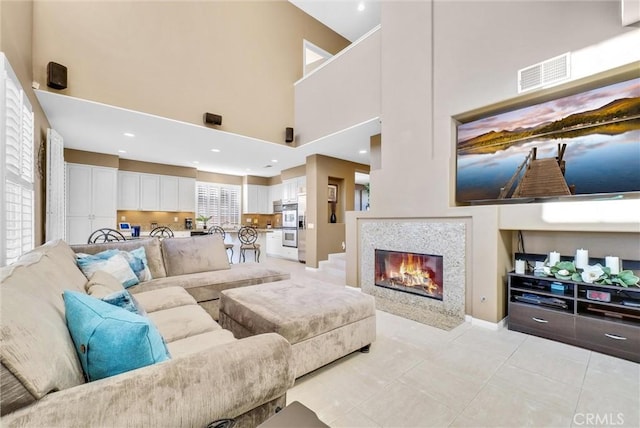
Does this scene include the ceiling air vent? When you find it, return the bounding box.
[518,52,570,93]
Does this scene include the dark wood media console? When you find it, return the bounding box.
[508,272,640,363]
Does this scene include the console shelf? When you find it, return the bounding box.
[508,272,640,362]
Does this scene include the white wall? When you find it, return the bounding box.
[294,27,381,145]
[347,0,639,323]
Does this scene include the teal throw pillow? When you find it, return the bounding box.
[101,289,146,316]
[63,290,170,381]
[120,247,153,282]
[77,251,139,288]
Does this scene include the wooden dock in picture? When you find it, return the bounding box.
[499,144,574,199]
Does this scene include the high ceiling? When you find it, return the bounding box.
[290,0,381,42]
[37,1,381,178]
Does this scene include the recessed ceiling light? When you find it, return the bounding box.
[358,2,365,12]
[123,132,135,137]
[359,149,367,154]
[211,148,221,152]
[271,159,278,163]
[118,149,127,154]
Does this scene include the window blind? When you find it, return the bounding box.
[196,182,240,227]
[1,54,35,267]
[46,128,65,242]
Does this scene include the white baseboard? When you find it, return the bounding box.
[464,315,507,331]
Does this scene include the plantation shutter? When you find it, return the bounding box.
[46,128,65,242]
[1,54,35,266]
[195,182,240,227]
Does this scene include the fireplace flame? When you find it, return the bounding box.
[375,249,443,301]
[388,254,438,294]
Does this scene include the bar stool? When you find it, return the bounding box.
[150,226,174,239]
[87,228,126,243]
[238,226,260,263]
[207,226,234,263]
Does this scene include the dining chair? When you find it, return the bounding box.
[87,228,126,244]
[207,226,235,263]
[150,226,174,239]
[238,226,260,263]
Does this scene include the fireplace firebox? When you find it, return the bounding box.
[374,249,443,301]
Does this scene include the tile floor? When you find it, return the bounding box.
[263,256,640,428]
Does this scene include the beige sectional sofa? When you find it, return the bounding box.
[70,235,291,319]
[0,237,295,427]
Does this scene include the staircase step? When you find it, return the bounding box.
[318,252,346,279]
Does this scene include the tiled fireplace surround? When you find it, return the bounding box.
[360,220,466,330]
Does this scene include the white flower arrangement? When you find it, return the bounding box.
[544,261,639,287]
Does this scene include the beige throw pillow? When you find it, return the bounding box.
[161,234,230,277]
[85,271,125,299]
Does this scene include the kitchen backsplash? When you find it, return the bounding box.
[241,213,281,229]
[117,211,282,231]
[117,211,196,231]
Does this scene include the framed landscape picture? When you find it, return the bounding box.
[328,184,338,202]
[456,76,640,204]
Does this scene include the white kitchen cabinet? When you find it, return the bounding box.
[178,177,196,212]
[296,176,306,194]
[268,183,283,214]
[266,230,282,256]
[243,184,269,213]
[117,171,140,210]
[66,163,117,244]
[139,173,160,211]
[265,230,297,260]
[281,179,297,202]
[119,173,195,212]
[159,175,179,211]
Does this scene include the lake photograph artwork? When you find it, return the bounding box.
[456,77,640,203]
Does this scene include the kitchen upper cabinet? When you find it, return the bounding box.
[178,177,196,212]
[281,176,305,202]
[139,173,160,211]
[66,163,117,244]
[159,175,179,211]
[282,179,297,202]
[296,176,306,194]
[268,183,283,214]
[118,173,195,212]
[118,171,140,210]
[243,184,269,214]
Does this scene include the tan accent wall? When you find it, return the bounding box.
[267,176,283,186]
[118,159,196,178]
[281,164,306,180]
[64,149,119,168]
[244,175,270,186]
[32,1,349,144]
[196,171,243,186]
[306,154,369,268]
[1,0,48,245]
[370,133,381,171]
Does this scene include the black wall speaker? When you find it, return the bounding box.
[203,112,223,126]
[285,127,294,143]
[47,62,67,90]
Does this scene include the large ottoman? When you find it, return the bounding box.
[219,279,376,378]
